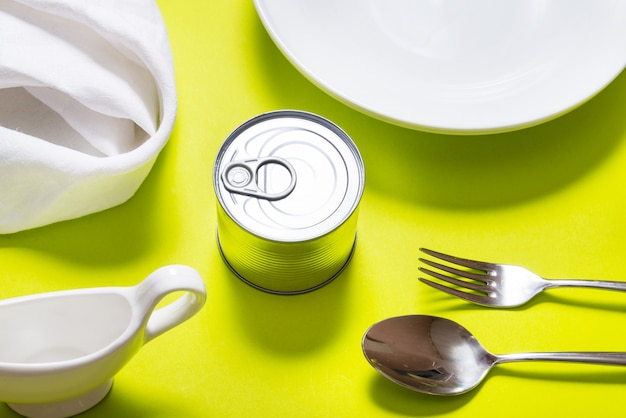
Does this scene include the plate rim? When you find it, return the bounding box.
[254,0,626,134]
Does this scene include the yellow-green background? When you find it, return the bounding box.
[2,1,626,417]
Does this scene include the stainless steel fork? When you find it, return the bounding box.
[418,248,626,308]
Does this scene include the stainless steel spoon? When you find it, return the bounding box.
[362,315,626,395]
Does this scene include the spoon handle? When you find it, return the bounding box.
[497,352,626,366]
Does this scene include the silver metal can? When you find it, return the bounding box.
[213,110,365,294]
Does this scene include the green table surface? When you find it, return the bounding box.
[2,1,626,417]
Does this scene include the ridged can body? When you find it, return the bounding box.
[213,110,365,294]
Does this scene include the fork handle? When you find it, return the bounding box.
[497,351,626,366]
[547,279,626,292]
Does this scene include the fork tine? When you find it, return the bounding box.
[419,248,494,272]
[418,266,488,292]
[418,277,491,306]
[419,258,488,283]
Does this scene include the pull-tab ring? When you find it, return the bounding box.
[221,156,297,201]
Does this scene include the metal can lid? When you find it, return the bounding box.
[214,110,365,242]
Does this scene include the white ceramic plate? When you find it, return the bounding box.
[254,0,626,134]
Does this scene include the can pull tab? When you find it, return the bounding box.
[221,157,297,201]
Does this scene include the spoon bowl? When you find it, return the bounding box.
[362,315,496,395]
[362,315,626,395]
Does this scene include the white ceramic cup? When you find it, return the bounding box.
[0,265,206,418]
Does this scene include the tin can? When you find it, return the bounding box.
[213,110,365,294]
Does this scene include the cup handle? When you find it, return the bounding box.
[134,265,207,344]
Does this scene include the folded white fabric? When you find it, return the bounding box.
[0,0,176,233]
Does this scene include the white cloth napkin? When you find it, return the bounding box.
[0,0,176,233]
